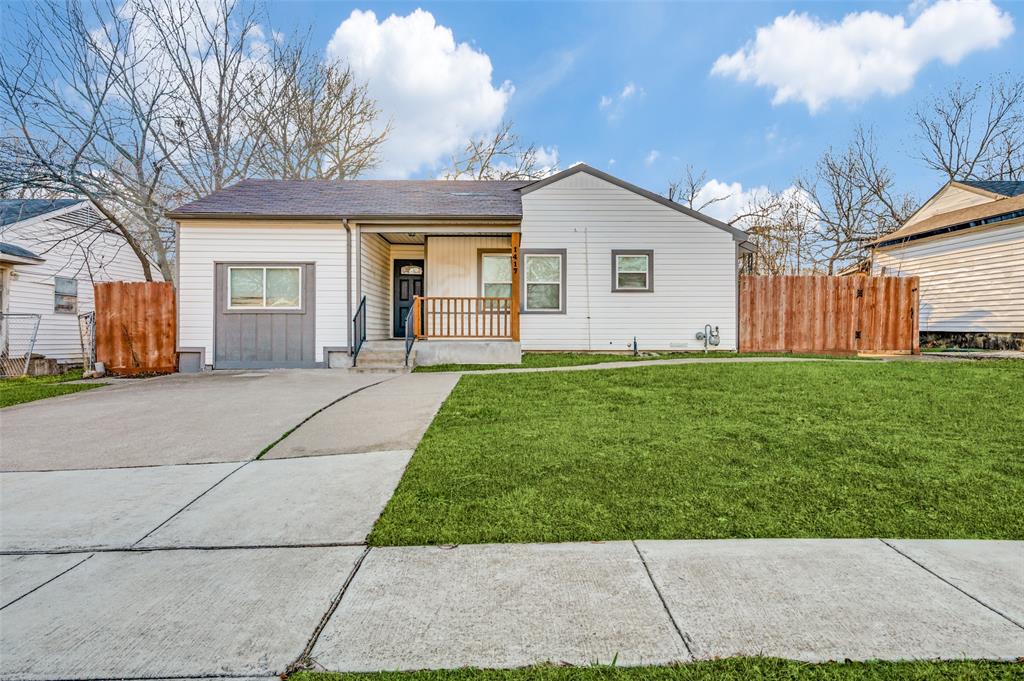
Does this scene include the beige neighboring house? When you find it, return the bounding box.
[0,199,153,368]
[868,180,1024,348]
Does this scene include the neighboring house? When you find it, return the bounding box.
[869,180,1024,348]
[0,199,152,366]
[168,164,753,370]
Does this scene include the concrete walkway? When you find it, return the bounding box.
[3,537,1021,678]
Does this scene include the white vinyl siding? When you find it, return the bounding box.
[520,171,738,351]
[425,236,511,296]
[360,233,390,340]
[178,221,347,363]
[1,206,151,362]
[872,222,1024,333]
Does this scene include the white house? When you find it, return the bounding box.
[869,180,1024,349]
[0,199,152,367]
[169,164,753,370]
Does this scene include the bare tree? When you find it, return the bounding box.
[245,47,388,180]
[1,0,389,282]
[913,75,1024,181]
[443,121,556,180]
[667,165,730,213]
[799,126,915,274]
[0,0,173,280]
[741,189,816,275]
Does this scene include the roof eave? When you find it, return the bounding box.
[167,211,523,223]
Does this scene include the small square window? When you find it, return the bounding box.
[54,276,78,314]
[611,250,654,292]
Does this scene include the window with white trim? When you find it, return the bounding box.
[480,253,512,299]
[523,251,564,312]
[612,250,653,292]
[228,266,302,309]
[54,276,78,314]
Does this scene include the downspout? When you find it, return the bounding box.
[343,218,352,354]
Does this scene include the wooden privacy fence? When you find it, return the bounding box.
[740,275,919,354]
[94,281,176,375]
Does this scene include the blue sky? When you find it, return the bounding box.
[264,0,1020,216]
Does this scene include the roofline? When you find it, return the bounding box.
[519,164,750,242]
[951,180,1009,199]
[166,211,523,223]
[0,252,46,265]
[872,210,1024,249]
[1,199,91,230]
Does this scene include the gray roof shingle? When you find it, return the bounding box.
[0,242,45,261]
[0,199,82,227]
[959,180,1024,197]
[169,179,529,219]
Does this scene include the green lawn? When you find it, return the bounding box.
[371,360,1024,545]
[413,351,873,373]
[0,370,102,408]
[291,659,1023,681]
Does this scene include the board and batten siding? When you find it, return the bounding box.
[360,233,390,340]
[2,210,151,362]
[178,221,347,363]
[520,171,738,351]
[425,236,512,297]
[872,222,1024,333]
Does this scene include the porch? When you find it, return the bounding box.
[349,224,523,367]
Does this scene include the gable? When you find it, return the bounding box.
[904,184,996,228]
[521,164,749,243]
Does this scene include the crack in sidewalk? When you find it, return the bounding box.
[632,540,694,659]
[879,538,1024,631]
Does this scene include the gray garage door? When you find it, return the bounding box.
[214,262,316,369]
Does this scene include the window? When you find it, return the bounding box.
[480,253,512,299]
[611,250,654,292]
[228,266,302,310]
[54,276,78,314]
[522,250,565,313]
[400,264,423,276]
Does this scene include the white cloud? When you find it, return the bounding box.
[608,158,616,166]
[645,149,660,165]
[599,81,644,120]
[326,9,513,176]
[711,0,1014,113]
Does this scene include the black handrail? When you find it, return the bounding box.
[351,295,367,367]
[403,302,416,367]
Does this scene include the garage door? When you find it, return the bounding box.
[214,262,316,369]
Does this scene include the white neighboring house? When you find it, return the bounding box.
[169,164,753,370]
[869,180,1024,347]
[0,199,153,366]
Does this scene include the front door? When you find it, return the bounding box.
[393,260,424,337]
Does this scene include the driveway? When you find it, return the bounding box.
[0,370,389,471]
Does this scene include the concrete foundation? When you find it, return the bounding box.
[414,339,521,366]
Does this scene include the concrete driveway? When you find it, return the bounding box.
[0,370,389,471]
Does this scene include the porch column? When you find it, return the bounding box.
[510,232,521,341]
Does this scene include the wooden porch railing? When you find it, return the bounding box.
[412,296,516,339]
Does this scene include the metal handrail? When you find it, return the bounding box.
[351,296,367,367]
[403,301,417,367]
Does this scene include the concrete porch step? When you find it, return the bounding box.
[353,346,415,371]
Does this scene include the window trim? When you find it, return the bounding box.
[611,249,654,293]
[226,265,304,311]
[54,276,78,314]
[520,248,567,314]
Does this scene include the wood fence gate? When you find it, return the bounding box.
[739,275,919,354]
[94,281,176,375]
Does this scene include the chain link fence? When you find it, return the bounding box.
[0,313,42,377]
